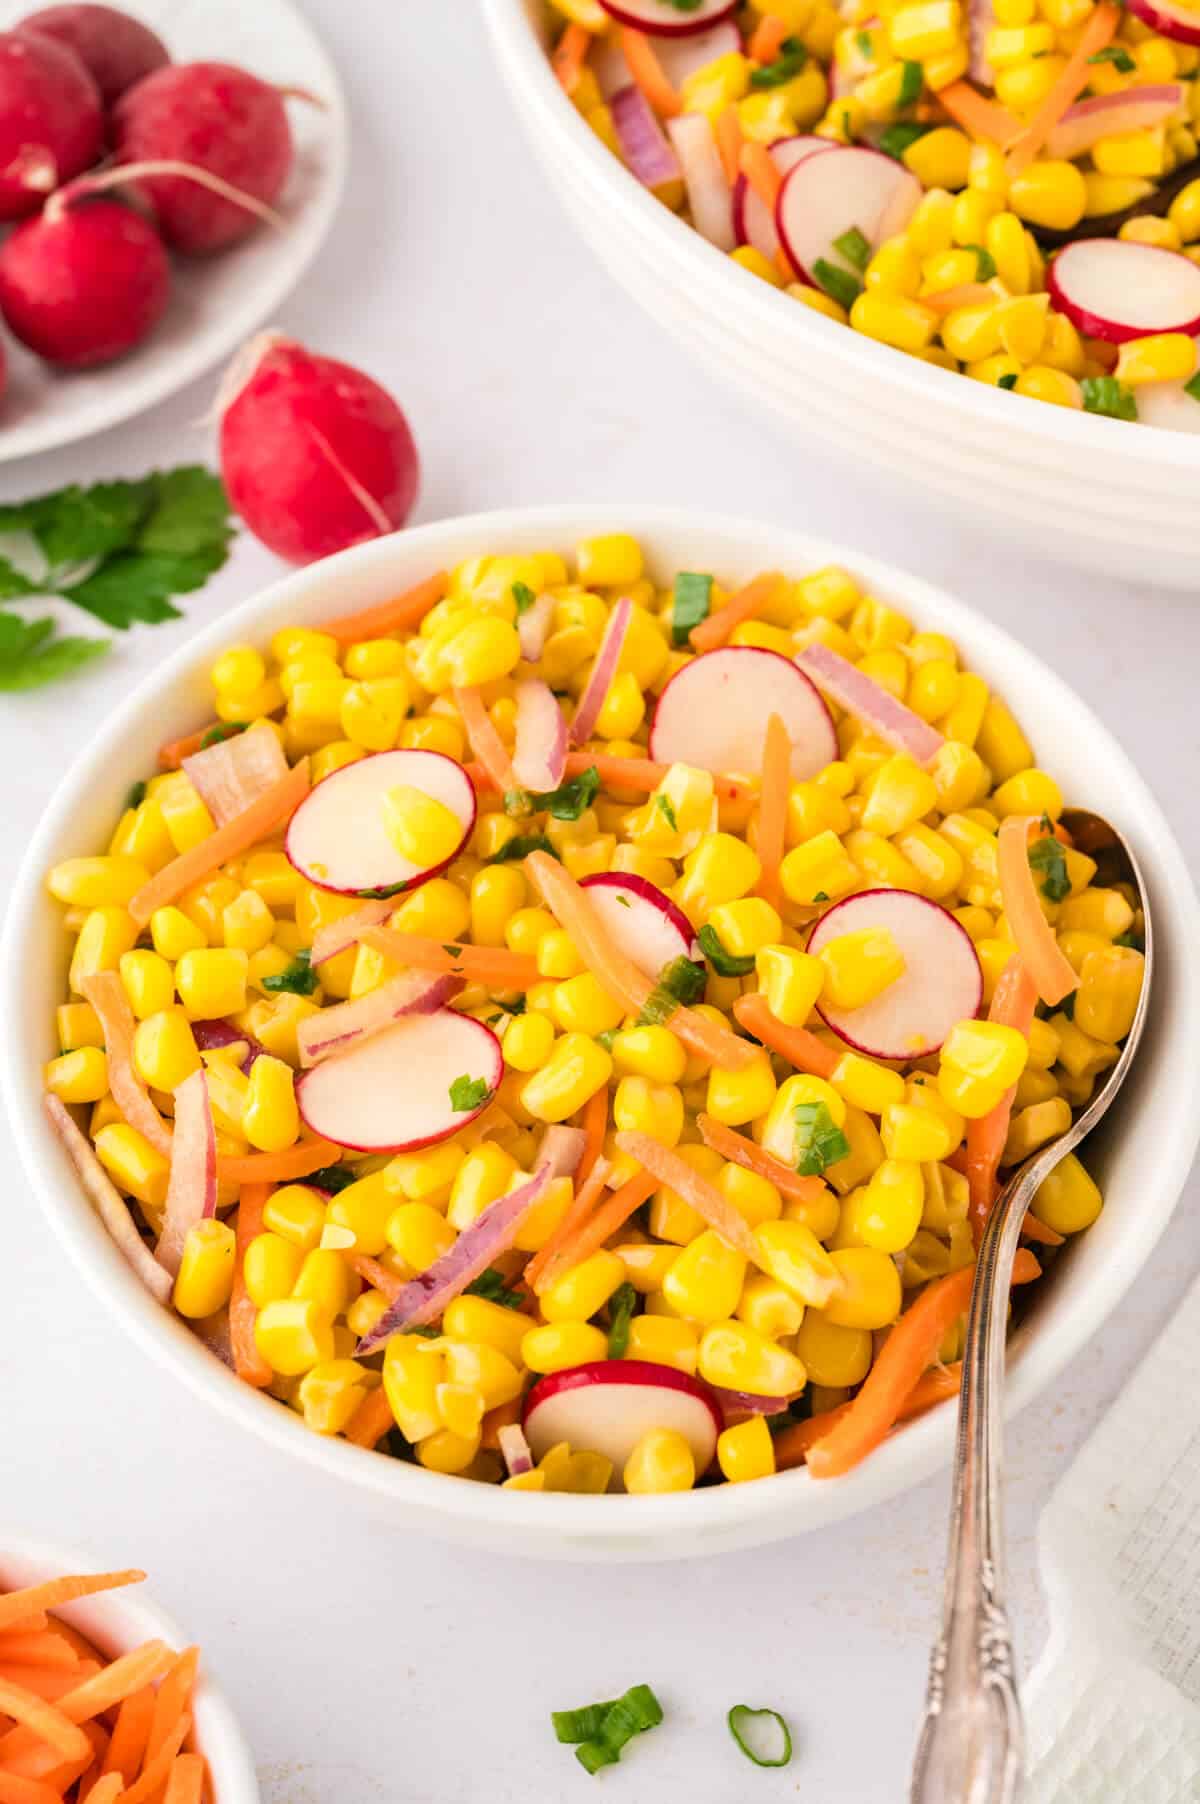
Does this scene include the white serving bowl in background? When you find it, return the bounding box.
[0,1539,259,1802]
[484,0,1200,589]
[3,506,1198,1562]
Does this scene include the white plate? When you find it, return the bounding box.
[0,0,347,461]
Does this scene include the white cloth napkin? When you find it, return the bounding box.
[1024,1266,1200,1800]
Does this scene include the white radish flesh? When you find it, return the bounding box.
[807,889,982,1060]
[522,1359,723,1480]
[597,0,739,37]
[734,135,832,262]
[1045,84,1183,161]
[667,111,735,252]
[1131,378,1200,432]
[285,749,475,897]
[775,145,921,287]
[655,19,742,81]
[1046,239,1200,343]
[649,646,837,779]
[512,680,568,793]
[579,872,699,974]
[296,1009,502,1153]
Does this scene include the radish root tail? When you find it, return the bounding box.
[203,328,291,424]
[305,423,395,539]
[275,84,328,110]
[46,159,287,229]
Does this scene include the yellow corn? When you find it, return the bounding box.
[299,1359,374,1436]
[241,1053,299,1153]
[521,1320,608,1374]
[699,1318,807,1394]
[1033,1150,1102,1233]
[823,1246,902,1328]
[70,907,140,993]
[243,1231,305,1307]
[624,1428,696,1494]
[132,1009,201,1093]
[175,948,249,1020]
[263,1184,327,1252]
[44,1046,108,1105]
[47,856,150,909]
[662,1230,748,1324]
[173,1219,236,1318]
[540,1248,626,1323]
[705,1048,777,1127]
[717,1416,776,1484]
[817,926,906,1010]
[795,1311,873,1387]
[836,1158,924,1252]
[1074,946,1143,1042]
[780,830,861,904]
[754,945,825,1027]
[521,1033,612,1123]
[551,972,625,1037]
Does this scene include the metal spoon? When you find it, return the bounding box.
[910,809,1152,1804]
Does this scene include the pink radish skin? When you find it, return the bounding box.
[1125,0,1200,42]
[571,595,633,746]
[775,145,922,289]
[1044,84,1183,161]
[218,335,419,563]
[597,0,739,36]
[523,1360,723,1480]
[734,136,833,262]
[649,646,837,779]
[807,889,983,1060]
[512,680,568,793]
[579,872,699,974]
[0,31,103,221]
[18,4,168,105]
[297,1009,503,1155]
[113,61,292,255]
[593,22,743,95]
[0,197,169,368]
[1046,238,1200,343]
[286,749,474,898]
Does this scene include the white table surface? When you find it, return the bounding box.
[3,2,1199,1799]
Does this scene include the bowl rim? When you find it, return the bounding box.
[4,502,1199,1552]
[482,0,1200,470]
[0,1537,260,1802]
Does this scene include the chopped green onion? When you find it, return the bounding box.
[358,880,410,899]
[997,373,1018,391]
[1185,370,1200,404]
[671,570,713,646]
[443,944,463,957]
[487,834,558,863]
[569,1685,665,1776]
[1029,834,1070,902]
[656,793,679,830]
[538,764,601,821]
[615,893,632,908]
[832,225,871,272]
[660,955,706,1006]
[596,1027,618,1052]
[665,0,703,9]
[607,1281,638,1358]
[305,1164,357,1194]
[262,949,318,996]
[813,890,829,902]
[812,258,862,311]
[464,1267,523,1308]
[1114,930,1143,950]
[1081,375,1138,422]
[698,923,756,977]
[727,1704,793,1768]
[448,1074,491,1112]
[200,721,247,750]
[749,36,807,86]
[794,1100,850,1176]
[965,243,997,281]
[553,1702,619,1744]
[512,580,537,616]
[856,27,873,54]
[878,120,932,160]
[1088,44,1135,70]
[125,779,147,809]
[897,58,923,105]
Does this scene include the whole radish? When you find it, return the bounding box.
[0,31,103,221]
[17,4,168,106]
[217,335,420,563]
[113,62,292,255]
[0,192,170,368]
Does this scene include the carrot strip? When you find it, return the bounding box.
[552,21,592,96]
[0,1617,48,1638]
[0,1683,88,1761]
[696,1114,828,1203]
[0,1665,97,1700]
[343,1385,395,1449]
[0,1775,59,1804]
[163,1751,205,1804]
[775,1362,963,1470]
[616,1132,764,1261]
[620,27,681,117]
[937,80,1021,145]
[527,851,756,1071]
[319,571,448,644]
[216,1138,340,1186]
[83,1774,124,1804]
[733,992,839,1079]
[118,1716,189,1804]
[480,1396,523,1450]
[129,759,310,927]
[530,1170,657,1285]
[0,1577,144,1637]
[966,955,1038,1245]
[358,927,539,990]
[996,816,1079,1006]
[921,282,998,314]
[78,973,172,1156]
[350,1253,402,1300]
[0,1637,76,1672]
[755,711,789,913]
[690,572,787,653]
[714,107,743,186]
[527,1158,614,1294]
[145,1651,197,1769]
[230,1183,272,1388]
[749,14,790,62]
[1022,1212,1064,1247]
[740,141,782,212]
[26,1719,104,1790]
[576,1084,608,1192]
[453,686,516,792]
[101,1687,155,1787]
[1006,2,1120,171]
[157,726,216,772]
[466,751,753,806]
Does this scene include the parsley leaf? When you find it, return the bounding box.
[656,793,679,830]
[660,956,706,1006]
[671,571,713,646]
[879,121,932,160]
[1088,44,1135,70]
[698,923,756,977]
[305,1165,358,1194]
[897,58,923,105]
[998,373,1019,391]
[125,780,148,809]
[487,834,558,863]
[262,950,318,996]
[749,35,807,86]
[465,1267,524,1309]
[794,1101,850,1176]
[534,764,600,821]
[200,721,247,749]
[512,580,537,616]
[1029,834,1070,902]
[449,1073,492,1112]
[965,243,997,281]
[0,610,109,691]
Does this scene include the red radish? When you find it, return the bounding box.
[796,642,943,764]
[17,4,168,105]
[1130,379,1200,432]
[667,111,734,252]
[296,1008,503,1154]
[653,20,743,82]
[734,136,832,263]
[182,724,288,827]
[296,970,464,1068]
[522,1360,723,1479]
[512,680,568,793]
[309,897,395,968]
[286,749,474,897]
[154,1069,217,1278]
[609,85,681,191]
[711,1384,802,1421]
[113,61,292,255]
[649,646,837,779]
[1126,0,1200,41]
[0,195,169,368]
[1045,85,1183,161]
[597,0,740,36]
[0,30,102,221]
[775,145,921,289]
[217,334,420,563]
[571,596,632,746]
[1046,238,1200,343]
[497,1422,535,1478]
[807,889,982,1060]
[579,872,699,974]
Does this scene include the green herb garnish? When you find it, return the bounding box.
[637,954,706,1024]
[553,1702,618,1744]
[596,1028,618,1052]
[615,893,632,908]
[487,833,558,864]
[536,764,600,821]
[749,35,807,86]
[449,1074,492,1112]
[262,950,318,996]
[1088,44,1135,69]
[812,258,862,311]
[856,27,873,54]
[898,59,923,105]
[1186,371,1200,404]
[664,0,703,9]
[1114,930,1143,950]
[878,120,932,159]
[305,1165,358,1194]
[656,793,679,830]
[998,373,1019,391]
[966,243,997,281]
[698,923,756,977]
[794,1100,850,1176]
[358,880,410,899]
[512,580,537,616]
[555,1685,664,1776]
[125,780,148,810]
[199,722,247,751]
[0,610,109,691]
[1081,375,1138,422]
[1029,834,1070,902]
[727,1705,793,1769]
[832,225,871,272]
[671,570,713,646]
[607,1282,638,1359]
[813,890,829,902]
[464,1267,523,1308]
[443,944,463,957]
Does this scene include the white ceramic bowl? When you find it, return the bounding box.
[4,505,1198,1562]
[0,1538,259,1802]
[484,0,1200,589]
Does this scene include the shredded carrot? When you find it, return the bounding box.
[0,1637,76,1673]
[101,1687,155,1787]
[145,1650,198,1769]
[552,21,592,95]
[343,1385,395,1450]
[128,758,310,927]
[27,1722,103,1792]
[1023,1212,1064,1247]
[216,1138,341,1187]
[529,1169,657,1285]
[937,80,1021,146]
[359,926,539,989]
[466,751,753,806]
[79,974,172,1157]
[689,572,787,653]
[749,14,790,62]
[480,1396,523,1450]
[740,141,783,212]
[996,816,1080,1006]
[0,1683,88,1762]
[967,955,1039,1245]
[733,992,840,1079]
[576,1084,608,1191]
[921,282,998,314]
[319,570,448,645]
[615,1132,764,1261]
[0,1577,144,1637]
[452,686,517,791]
[0,1616,48,1639]
[118,1716,189,1804]
[755,711,789,913]
[0,1666,97,1702]
[0,1775,59,1804]
[620,27,681,117]
[775,1362,963,1469]
[714,106,743,186]
[350,1253,402,1300]
[1005,2,1120,172]
[83,1774,125,1804]
[527,1157,614,1294]
[696,1114,828,1203]
[162,1751,205,1804]
[230,1183,272,1388]
[156,726,215,772]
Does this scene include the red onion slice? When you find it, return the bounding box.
[191,1017,268,1074]
[795,643,944,765]
[44,1094,173,1303]
[296,970,464,1068]
[310,897,395,967]
[571,595,633,747]
[967,0,996,84]
[711,1385,803,1422]
[517,590,556,660]
[155,1068,217,1278]
[183,725,289,827]
[498,1422,535,1477]
[1046,84,1183,160]
[512,680,569,793]
[609,85,681,191]
[537,1123,587,1181]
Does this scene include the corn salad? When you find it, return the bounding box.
[44,537,1143,1494]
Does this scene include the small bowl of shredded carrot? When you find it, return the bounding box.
[0,1550,258,1804]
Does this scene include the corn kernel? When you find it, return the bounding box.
[830,1052,906,1115]
[541,1249,626,1323]
[132,1009,201,1093]
[57,1001,104,1052]
[175,948,249,1021]
[521,1033,613,1123]
[263,1184,327,1251]
[817,927,906,1011]
[717,1415,777,1483]
[94,1123,170,1210]
[737,1272,804,1339]
[780,829,860,904]
[47,855,150,909]
[1033,1151,1102,1234]
[837,1158,923,1252]
[576,534,643,589]
[624,1427,696,1494]
[942,1018,1029,1087]
[552,972,625,1037]
[44,1045,108,1104]
[470,864,526,948]
[706,1048,777,1127]
[70,907,139,992]
[823,1246,902,1328]
[754,944,825,1027]
[173,1218,236,1318]
[244,1231,305,1307]
[661,1230,747,1325]
[626,1315,699,1373]
[521,1320,608,1374]
[382,1336,442,1441]
[796,1310,873,1386]
[699,1318,807,1395]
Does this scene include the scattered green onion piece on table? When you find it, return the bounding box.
[727,1704,793,1768]
[553,1701,619,1744]
[566,1684,664,1776]
[671,571,713,646]
[698,924,756,977]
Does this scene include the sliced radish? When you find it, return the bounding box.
[808,890,983,1060]
[649,646,837,779]
[580,871,699,976]
[667,111,735,251]
[1131,378,1200,432]
[734,135,833,263]
[1046,238,1200,343]
[1127,0,1200,42]
[498,1422,535,1477]
[1045,85,1183,162]
[775,145,921,289]
[285,749,475,897]
[517,589,556,660]
[522,1360,723,1481]
[309,896,396,968]
[155,1069,217,1279]
[182,724,288,828]
[597,0,739,38]
[655,19,742,80]
[296,1008,502,1153]
[512,679,568,793]
[296,970,463,1068]
[571,595,632,746]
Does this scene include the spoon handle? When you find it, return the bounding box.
[909,1164,1037,1804]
